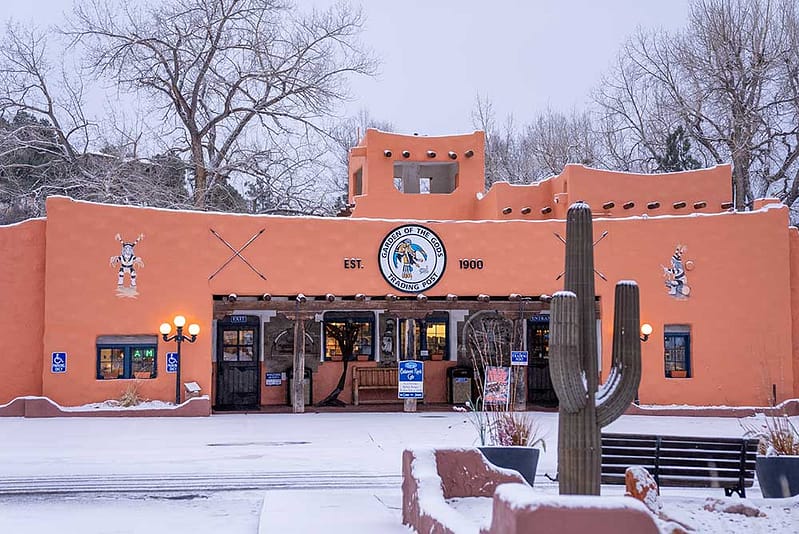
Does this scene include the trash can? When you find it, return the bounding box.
[447,366,474,405]
[287,367,313,406]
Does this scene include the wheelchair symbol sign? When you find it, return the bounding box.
[166,352,179,373]
[51,352,67,373]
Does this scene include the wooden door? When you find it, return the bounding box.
[216,316,260,409]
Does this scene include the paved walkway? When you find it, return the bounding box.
[0,470,402,495]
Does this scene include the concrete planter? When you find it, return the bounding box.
[756,456,799,498]
[478,446,540,486]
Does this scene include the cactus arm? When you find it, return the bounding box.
[596,281,642,428]
[549,291,588,413]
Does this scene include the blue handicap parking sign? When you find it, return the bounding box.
[398,360,424,399]
[51,352,67,373]
[166,352,179,373]
[510,351,529,366]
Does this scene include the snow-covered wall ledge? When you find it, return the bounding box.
[0,395,211,418]
[401,447,526,534]
[482,483,660,534]
[625,398,799,418]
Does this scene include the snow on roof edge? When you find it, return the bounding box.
[41,194,786,226]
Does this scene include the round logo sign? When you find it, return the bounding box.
[378,225,446,293]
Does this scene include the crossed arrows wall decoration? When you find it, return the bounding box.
[208,228,268,281]
[554,230,609,281]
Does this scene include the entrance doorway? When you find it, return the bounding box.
[527,315,557,406]
[216,315,260,409]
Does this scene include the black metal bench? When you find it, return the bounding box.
[601,433,758,497]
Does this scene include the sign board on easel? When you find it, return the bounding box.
[398,360,424,399]
[483,366,511,406]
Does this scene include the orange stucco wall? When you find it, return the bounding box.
[21,192,795,407]
[0,219,45,403]
[349,130,732,223]
[2,130,797,409]
[563,164,733,218]
[790,227,799,401]
[349,129,486,220]
[601,204,794,406]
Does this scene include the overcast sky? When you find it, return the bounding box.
[5,0,692,136]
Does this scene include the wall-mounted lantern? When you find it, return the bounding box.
[640,323,653,342]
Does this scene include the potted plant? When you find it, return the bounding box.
[478,410,546,487]
[455,399,546,486]
[742,413,799,498]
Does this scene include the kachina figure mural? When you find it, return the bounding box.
[662,244,691,298]
[110,233,144,298]
[393,238,428,279]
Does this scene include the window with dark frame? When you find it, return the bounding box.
[399,312,449,360]
[664,325,691,378]
[323,313,375,361]
[96,335,158,380]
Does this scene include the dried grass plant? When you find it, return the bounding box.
[118,381,145,407]
[741,413,799,456]
[493,412,547,449]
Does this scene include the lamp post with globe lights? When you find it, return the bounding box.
[159,315,200,404]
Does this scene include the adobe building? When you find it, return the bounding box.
[1,129,798,415]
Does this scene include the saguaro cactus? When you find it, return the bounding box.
[549,202,642,495]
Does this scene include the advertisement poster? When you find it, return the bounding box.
[483,366,511,405]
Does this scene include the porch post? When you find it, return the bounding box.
[403,317,416,413]
[512,316,527,411]
[291,297,308,414]
[292,316,306,413]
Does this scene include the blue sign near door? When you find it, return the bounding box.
[166,352,179,373]
[51,352,67,373]
[511,351,529,366]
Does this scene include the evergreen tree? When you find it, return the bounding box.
[655,126,702,173]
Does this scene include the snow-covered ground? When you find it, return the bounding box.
[0,411,796,533]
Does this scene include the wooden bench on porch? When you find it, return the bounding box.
[601,433,758,497]
[353,366,400,405]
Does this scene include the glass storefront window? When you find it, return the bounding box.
[664,325,691,378]
[97,340,156,379]
[399,313,449,360]
[323,313,374,361]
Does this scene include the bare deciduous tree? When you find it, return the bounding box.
[0,22,191,223]
[596,0,799,210]
[472,96,537,187]
[68,0,376,209]
[525,108,601,177]
[472,96,601,187]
